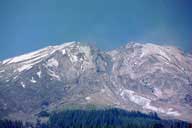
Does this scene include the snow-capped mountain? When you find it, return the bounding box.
[0,41,192,122]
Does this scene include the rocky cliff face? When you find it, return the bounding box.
[0,42,191,122]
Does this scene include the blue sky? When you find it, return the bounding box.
[0,0,192,60]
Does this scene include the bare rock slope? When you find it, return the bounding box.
[0,42,192,122]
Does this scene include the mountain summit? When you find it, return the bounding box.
[0,42,192,122]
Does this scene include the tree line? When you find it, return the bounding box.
[0,108,191,128]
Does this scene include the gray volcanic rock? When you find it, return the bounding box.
[108,43,192,121]
[0,41,191,122]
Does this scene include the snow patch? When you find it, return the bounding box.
[62,49,66,55]
[166,108,180,116]
[120,89,150,106]
[2,41,76,65]
[154,88,163,98]
[140,52,145,58]
[47,58,59,67]
[17,64,33,72]
[2,59,11,64]
[85,96,91,100]
[120,89,134,97]
[37,70,42,78]
[120,89,180,116]
[68,53,78,63]
[13,76,18,80]
[2,41,77,73]
[16,58,43,72]
[79,45,91,58]
[48,69,60,80]
[21,82,26,88]
[101,89,105,93]
[166,110,180,116]
[30,77,37,83]
[140,43,171,61]
[144,102,165,113]
[3,47,50,64]
[0,70,5,73]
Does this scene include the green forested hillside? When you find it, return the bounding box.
[0,108,191,128]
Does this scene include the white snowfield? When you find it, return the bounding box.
[30,77,37,83]
[2,42,77,73]
[0,41,95,88]
[47,58,59,67]
[85,96,91,100]
[1,41,94,73]
[0,70,5,73]
[47,68,61,80]
[2,41,76,65]
[20,82,26,88]
[140,43,171,61]
[36,70,42,78]
[120,89,180,116]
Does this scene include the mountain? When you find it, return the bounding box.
[0,41,192,122]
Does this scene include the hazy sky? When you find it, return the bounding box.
[0,0,192,60]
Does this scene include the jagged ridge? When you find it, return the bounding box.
[0,42,192,123]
